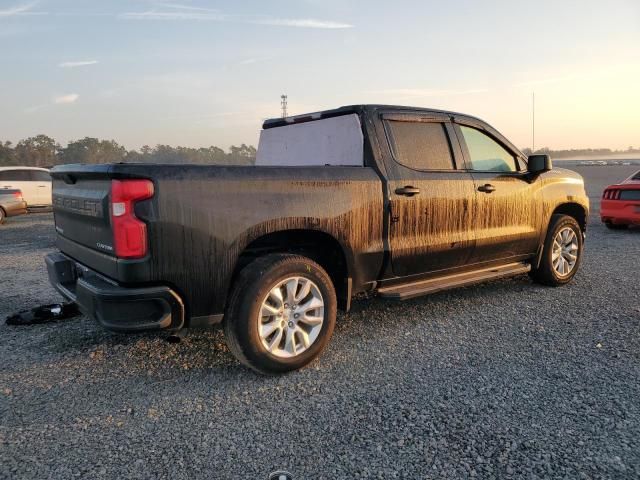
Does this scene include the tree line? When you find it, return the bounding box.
[0,135,256,167]
[2,134,637,168]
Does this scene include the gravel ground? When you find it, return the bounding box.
[1,166,639,479]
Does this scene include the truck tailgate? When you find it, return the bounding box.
[49,165,153,284]
[52,175,115,256]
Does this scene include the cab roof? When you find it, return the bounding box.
[262,104,525,160]
[262,104,486,130]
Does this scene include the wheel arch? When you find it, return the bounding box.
[534,202,587,269]
[551,202,587,234]
[230,229,354,311]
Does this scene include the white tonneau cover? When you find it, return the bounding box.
[256,113,364,167]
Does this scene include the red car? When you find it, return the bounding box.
[601,169,640,229]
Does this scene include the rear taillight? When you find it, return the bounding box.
[13,191,22,200]
[603,189,620,200]
[110,179,154,259]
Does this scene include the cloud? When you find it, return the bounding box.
[119,9,225,21]
[236,57,273,66]
[0,2,46,17]
[120,5,352,29]
[24,104,46,114]
[250,18,353,29]
[158,3,218,12]
[58,60,99,68]
[54,93,79,104]
[25,93,80,113]
[26,95,76,112]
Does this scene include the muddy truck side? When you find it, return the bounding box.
[46,104,589,373]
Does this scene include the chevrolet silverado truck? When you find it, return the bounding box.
[46,105,589,373]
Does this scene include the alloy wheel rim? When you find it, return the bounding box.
[552,227,579,277]
[257,276,324,358]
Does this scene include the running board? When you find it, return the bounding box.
[377,262,531,301]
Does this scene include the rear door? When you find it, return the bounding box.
[380,112,477,277]
[0,169,38,206]
[453,121,541,264]
[29,169,52,206]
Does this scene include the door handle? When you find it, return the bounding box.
[477,184,496,193]
[395,186,421,197]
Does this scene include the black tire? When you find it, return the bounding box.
[223,254,337,374]
[530,214,583,286]
[0,208,5,225]
[605,222,628,230]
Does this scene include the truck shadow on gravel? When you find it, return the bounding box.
[22,274,546,376]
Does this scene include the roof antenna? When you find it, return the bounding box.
[532,91,535,153]
[281,94,288,118]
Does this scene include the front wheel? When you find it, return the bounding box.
[530,214,583,286]
[223,254,337,374]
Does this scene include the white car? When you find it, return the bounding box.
[0,167,52,208]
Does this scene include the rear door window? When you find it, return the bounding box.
[256,114,364,166]
[386,120,455,170]
[30,170,51,181]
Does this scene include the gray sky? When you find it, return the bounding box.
[1,0,639,150]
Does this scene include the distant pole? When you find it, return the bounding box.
[281,94,288,118]
[532,92,535,153]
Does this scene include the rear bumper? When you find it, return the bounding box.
[601,200,640,225]
[45,252,184,332]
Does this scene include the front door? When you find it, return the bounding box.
[381,114,477,277]
[454,123,541,264]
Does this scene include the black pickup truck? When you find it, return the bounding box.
[46,105,589,373]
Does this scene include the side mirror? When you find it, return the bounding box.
[528,154,552,173]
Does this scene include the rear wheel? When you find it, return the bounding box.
[530,214,583,286]
[223,254,337,374]
[0,208,5,224]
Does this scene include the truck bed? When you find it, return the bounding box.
[50,163,385,323]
